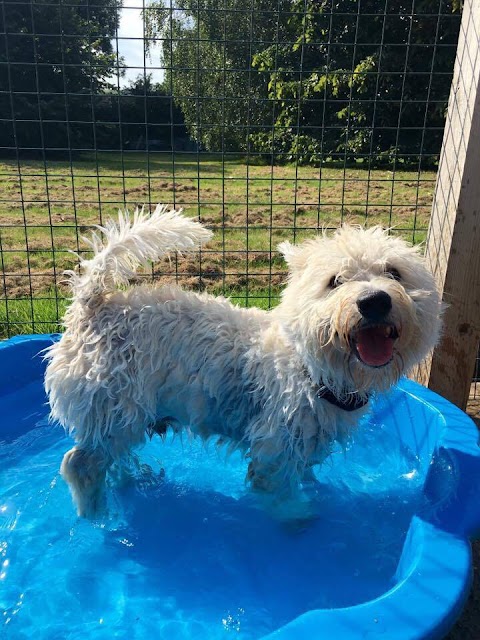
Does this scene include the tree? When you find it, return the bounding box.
[145,0,292,152]
[0,0,121,153]
[250,0,462,166]
[92,75,190,151]
[147,0,461,165]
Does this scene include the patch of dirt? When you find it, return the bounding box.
[69,185,92,194]
[445,536,480,639]
[3,255,26,271]
[198,212,223,225]
[295,185,313,194]
[295,205,318,215]
[157,181,197,192]
[148,250,286,293]
[24,239,53,251]
[250,252,271,265]
[0,212,26,225]
[53,214,77,224]
[3,202,35,215]
[467,385,480,420]
[2,273,58,299]
[272,208,295,226]
[229,209,272,226]
[124,185,149,195]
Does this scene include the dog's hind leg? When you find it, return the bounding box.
[60,446,111,518]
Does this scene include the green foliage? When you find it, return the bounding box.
[148,0,461,166]
[0,0,121,152]
[93,75,189,151]
[145,0,292,151]
[250,0,461,166]
[0,0,462,165]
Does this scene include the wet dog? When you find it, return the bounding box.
[45,206,442,517]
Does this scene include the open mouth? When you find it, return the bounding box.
[351,323,400,368]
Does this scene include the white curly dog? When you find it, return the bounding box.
[45,206,442,518]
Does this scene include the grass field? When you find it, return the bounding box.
[0,152,436,338]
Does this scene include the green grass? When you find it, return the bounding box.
[0,151,436,337]
[0,286,281,339]
[0,293,67,339]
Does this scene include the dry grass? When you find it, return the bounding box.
[0,151,436,335]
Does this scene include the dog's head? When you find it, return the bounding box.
[277,226,442,396]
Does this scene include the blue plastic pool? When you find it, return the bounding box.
[1,334,480,639]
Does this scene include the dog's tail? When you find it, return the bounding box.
[67,205,212,304]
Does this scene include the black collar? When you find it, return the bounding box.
[315,384,370,412]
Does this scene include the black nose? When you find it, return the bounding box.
[357,290,392,321]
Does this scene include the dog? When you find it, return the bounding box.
[44,205,442,518]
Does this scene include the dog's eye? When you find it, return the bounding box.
[328,275,342,289]
[385,267,401,281]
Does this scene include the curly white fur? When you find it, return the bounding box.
[44,207,442,517]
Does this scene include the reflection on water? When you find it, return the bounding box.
[0,403,454,639]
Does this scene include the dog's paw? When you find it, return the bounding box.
[60,447,108,518]
[270,496,319,526]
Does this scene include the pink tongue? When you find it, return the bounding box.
[355,326,395,367]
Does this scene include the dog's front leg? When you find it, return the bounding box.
[247,436,321,522]
[247,436,300,498]
[60,446,111,518]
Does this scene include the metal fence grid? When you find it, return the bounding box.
[0,0,463,342]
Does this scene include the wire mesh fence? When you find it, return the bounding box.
[0,1,464,341]
[470,351,480,419]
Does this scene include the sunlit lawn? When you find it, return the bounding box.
[0,151,436,337]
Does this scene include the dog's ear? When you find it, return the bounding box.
[278,241,309,271]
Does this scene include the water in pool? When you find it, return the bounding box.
[1,379,427,639]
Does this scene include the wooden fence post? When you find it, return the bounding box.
[415,0,480,409]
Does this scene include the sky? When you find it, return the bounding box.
[116,3,164,86]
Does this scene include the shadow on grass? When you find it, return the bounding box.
[74,152,248,176]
